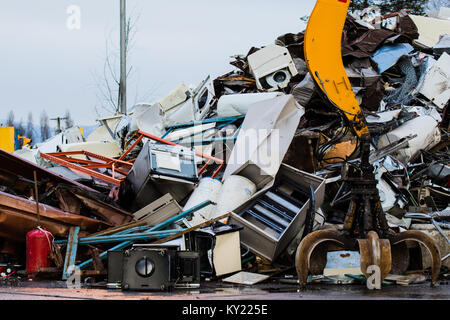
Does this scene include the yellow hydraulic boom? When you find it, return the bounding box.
[304,0,369,138]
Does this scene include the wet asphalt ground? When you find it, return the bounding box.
[0,279,448,300]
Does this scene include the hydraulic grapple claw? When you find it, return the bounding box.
[295,229,441,289]
[295,229,350,288]
[296,0,442,291]
[357,231,391,283]
[388,230,441,286]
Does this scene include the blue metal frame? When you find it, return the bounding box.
[62,226,80,280]
[160,127,173,139]
[166,116,244,130]
[54,229,182,245]
[171,119,236,143]
[177,136,237,145]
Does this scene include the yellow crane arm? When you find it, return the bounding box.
[18,135,32,147]
[304,0,369,138]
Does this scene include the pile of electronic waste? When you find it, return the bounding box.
[0,4,448,291]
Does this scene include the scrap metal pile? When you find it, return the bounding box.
[0,5,449,290]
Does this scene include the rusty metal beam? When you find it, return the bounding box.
[137,130,224,164]
[0,148,99,193]
[40,152,125,186]
[119,134,144,161]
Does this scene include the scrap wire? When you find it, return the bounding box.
[317,116,350,163]
[331,181,351,206]
[240,243,250,257]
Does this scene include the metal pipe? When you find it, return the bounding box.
[106,224,152,236]
[160,128,173,139]
[119,134,143,161]
[212,163,224,178]
[176,136,237,145]
[257,198,293,221]
[253,204,290,228]
[77,199,213,269]
[246,209,284,234]
[171,120,235,144]
[86,220,148,238]
[33,171,41,227]
[197,159,212,176]
[166,116,244,130]
[55,229,181,245]
[138,130,224,163]
[80,230,181,242]
[79,233,173,244]
[119,0,126,114]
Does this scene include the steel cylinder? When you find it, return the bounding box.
[183,177,223,226]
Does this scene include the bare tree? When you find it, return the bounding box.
[26,112,34,140]
[349,0,371,12]
[64,110,74,129]
[426,0,448,12]
[40,110,50,141]
[93,6,141,117]
[349,0,428,15]
[6,110,14,127]
[17,118,25,136]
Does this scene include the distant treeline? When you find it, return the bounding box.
[2,109,74,144]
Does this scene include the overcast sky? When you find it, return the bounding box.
[0,0,315,126]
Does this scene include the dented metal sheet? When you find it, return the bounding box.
[409,14,450,47]
[223,95,305,188]
[157,82,191,113]
[419,52,450,109]
[217,92,283,117]
[372,43,414,74]
[59,140,122,158]
[222,271,270,285]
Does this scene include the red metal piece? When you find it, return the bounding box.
[197,159,213,176]
[40,151,132,186]
[212,163,225,178]
[26,228,53,278]
[41,129,224,186]
[197,161,224,178]
[137,130,224,164]
[119,134,144,161]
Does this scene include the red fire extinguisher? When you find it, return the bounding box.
[26,227,53,278]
